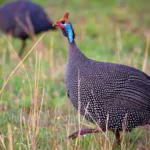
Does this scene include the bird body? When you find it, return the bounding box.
[66,42,150,132]
[54,12,150,142]
[0,0,56,56]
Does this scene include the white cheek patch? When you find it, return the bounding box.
[60,23,67,27]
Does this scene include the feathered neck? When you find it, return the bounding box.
[64,23,87,61]
[68,41,87,60]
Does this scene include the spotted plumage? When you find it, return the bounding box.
[54,12,150,143]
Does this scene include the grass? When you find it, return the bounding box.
[0,0,150,149]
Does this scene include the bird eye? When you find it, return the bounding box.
[61,20,65,24]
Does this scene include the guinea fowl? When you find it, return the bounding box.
[54,12,150,144]
[0,0,56,57]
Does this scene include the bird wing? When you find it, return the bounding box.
[114,69,150,110]
[81,62,150,111]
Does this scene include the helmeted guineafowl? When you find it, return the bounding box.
[0,0,56,56]
[54,12,150,144]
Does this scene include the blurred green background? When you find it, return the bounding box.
[0,0,150,149]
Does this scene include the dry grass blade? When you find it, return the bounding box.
[74,68,81,147]
[50,37,54,80]
[128,130,143,150]
[0,135,6,150]
[7,123,14,150]
[0,33,45,95]
[142,31,150,72]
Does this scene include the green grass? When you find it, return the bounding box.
[0,0,150,149]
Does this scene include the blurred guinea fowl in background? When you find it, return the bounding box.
[0,0,56,57]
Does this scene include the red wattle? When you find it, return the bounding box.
[57,21,65,29]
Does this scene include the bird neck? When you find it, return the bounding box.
[68,41,86,61]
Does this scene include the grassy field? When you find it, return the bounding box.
[0,0,150,149]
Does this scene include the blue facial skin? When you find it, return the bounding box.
[61,22,74,43]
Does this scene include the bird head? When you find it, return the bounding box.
[53,11,69,29]
[53,12,75,43]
